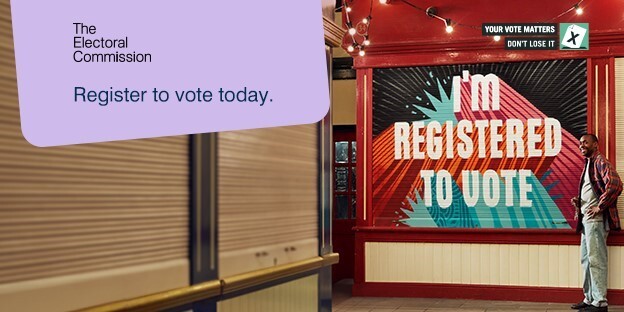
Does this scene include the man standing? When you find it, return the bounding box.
[571,134,622,312]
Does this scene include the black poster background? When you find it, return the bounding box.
[372,59,587,138]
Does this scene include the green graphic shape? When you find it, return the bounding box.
[559,23,589,50]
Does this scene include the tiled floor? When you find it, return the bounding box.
[332,280,624,312]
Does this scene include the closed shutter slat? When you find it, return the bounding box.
[0,250,186,284]
[0,220,188,240]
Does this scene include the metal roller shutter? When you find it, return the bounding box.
[0,1,189,309]
[218,125,318,277]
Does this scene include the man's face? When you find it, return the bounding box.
[579,135,598,157]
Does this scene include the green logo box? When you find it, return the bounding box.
[559,23,589,50]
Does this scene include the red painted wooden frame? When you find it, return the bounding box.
[609,57,617,164]
[349,3,624,302]
[352,31,624,69]
[354,52,623,243]
[354,227,624,245]
[588,58,617,163]
[352,282,624,305]
[356,68,373,229]
[587,58,594,137]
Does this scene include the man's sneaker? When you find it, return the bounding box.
[580,305,608,312]
[571,302,590,309]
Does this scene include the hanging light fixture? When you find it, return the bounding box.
[445,19,454,33]
[426,7,454,34]
[363,35,371,46]
[574,3,583,15]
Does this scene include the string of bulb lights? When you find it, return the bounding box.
[343,0,374,56]
[341,0,586,56]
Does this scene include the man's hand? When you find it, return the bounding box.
[571,197,580,220]
[586,205,601,219]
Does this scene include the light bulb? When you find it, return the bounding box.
[493,35,501,42]
[444,19,453,33]
[364,39,371,46]
[347,45,355,52]
[359,50,366,56]
[346,6,352,12]
[379,0,389,4]
[349,28,356,35]
[362,17,369,24]
[576,7,583,15]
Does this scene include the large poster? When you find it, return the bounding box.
[372,60,586,228]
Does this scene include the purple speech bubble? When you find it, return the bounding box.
[11,0,329,146]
